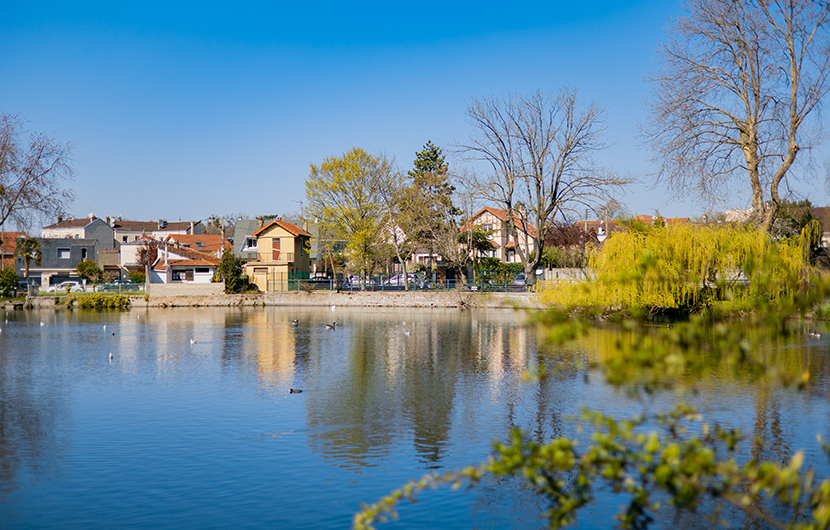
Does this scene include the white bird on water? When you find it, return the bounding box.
[103,325,107,331]
[40,321,45,327]
[190,338,196,345]
[331,305,336,311]
[109,352,113,362]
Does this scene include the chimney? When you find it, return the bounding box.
[158,219,167,229]
[190,221,194,233]
[88,212,95,221]
[256,218,263,229]
[57,215,63,224]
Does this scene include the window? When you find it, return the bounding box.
[195,242,204,248]
[171,269,195,282]
[481,224,493,231]
[81,248,88,260]
[244,237,257,251]
[253,267,268,274]
[272,238,281,261]
[122,236,128,242]
[195,267,209,274]
[57,248,70,259]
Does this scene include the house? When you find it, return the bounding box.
[465,207,537,263]
[111,218,201,246]
[577,215,691,241]
[119,235,157,277]
[233,218,261,262]
[41,214,116,250]
[0,231,28,269]
[15,238,98,288]
[243,219,312,291]
[148,243,220,284]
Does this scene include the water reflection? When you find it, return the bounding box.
[0,307,828,529]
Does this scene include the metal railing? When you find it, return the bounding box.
[266,276,535,293]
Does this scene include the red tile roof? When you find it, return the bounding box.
[152,244,221,271]
[466,207,538,238]
[252,219,312,238]
[164,234,231,255]
[43,217,97,229]
[0,232,28,254]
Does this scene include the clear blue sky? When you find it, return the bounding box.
[2,1,826,227]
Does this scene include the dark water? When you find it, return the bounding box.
[0,307,828,529]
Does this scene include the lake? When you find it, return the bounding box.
[0,306,829,529]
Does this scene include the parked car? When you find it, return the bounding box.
[45,281,84,293]
[304,275,334,289]
[97,280,136,292]
[341,276,377,289]
[383,273,416,286]
[512,273,526,286]
[16,280,38,295]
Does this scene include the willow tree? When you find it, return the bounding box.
[459,88,627,285]
[539,223,810,312]
[645,0,830,232]
[306,148,392,281]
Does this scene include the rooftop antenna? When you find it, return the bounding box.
[292,200,304,229]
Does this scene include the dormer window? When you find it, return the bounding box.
[243,237,257,251]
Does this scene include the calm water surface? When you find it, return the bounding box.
[0,307,829,529]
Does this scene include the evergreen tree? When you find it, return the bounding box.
[404,142,461,269]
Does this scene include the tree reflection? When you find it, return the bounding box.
[0,337,66,494]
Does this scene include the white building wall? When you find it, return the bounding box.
[41,227,85,239]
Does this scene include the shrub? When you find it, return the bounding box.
[0,266,17,297]
[76,259,104,281]
[67,293,130,309]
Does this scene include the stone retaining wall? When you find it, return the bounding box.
[133,290,542,309]
[20,290,544,310]
[145,282,226,298]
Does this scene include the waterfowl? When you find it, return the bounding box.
[290,319,299,326]
[325,322,336,330]
[289,388,303,394]
[103,325,107,331]
[109,352,113,361]
[40,322,44,327]
[190,338,196,344]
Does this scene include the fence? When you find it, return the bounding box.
[260,274,533,293]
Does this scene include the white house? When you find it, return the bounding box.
[148,243,220,284]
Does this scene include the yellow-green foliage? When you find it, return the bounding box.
[67,293,130,309]
[538,223,810,312]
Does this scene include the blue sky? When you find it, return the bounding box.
[2,1,826,228]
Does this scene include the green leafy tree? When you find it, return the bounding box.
[76,259,103,281]
[14,236,41,278]
[306,148,392,282]
[218,249,245,293]
[0,266,17,297]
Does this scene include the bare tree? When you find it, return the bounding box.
[203,214,237,239]
[645,0,830,232]
[0,114,75,230]
[136,239,159,273]
[458,88,625,284]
